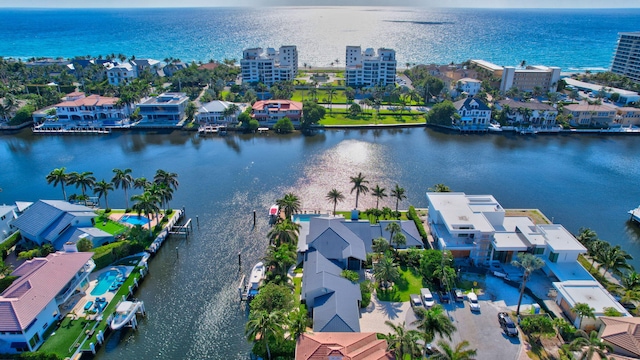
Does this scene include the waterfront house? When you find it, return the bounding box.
[563,103,617,127]
[130,58,162,76]
[135,92,189,125]
[598,316,640,359]
[107,62,137,86]
[241,46,298,86]
[615,107,640,126]
[0,252,95,354]
[196,101,245,124]
[251,100,303,127]
[163,61,189,77]
[0,205,17,241]
[451,78,482,97]
[495,99,558,127]
[10,200,113,250]
[306,217,367,271]
[453,97,491,130]
[296,332,393,360]
[345,46,397,87]
[53,92,127,126]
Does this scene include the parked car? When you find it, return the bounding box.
[498,312,518,337]
[421,288,435,308]
[438,291,451,303]
[453,289,464,302]
[467,292,480,311]
[410,294,423,308]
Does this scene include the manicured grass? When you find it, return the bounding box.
[94,219,128,236]
[39,315,92,358]
[376,266,425,302]
[320,113,424,126]
[504,209,551,225]
[293,277,302,300]
[334,211,408,221]
[291,89,348,104]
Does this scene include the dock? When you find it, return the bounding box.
[33,126,112,135]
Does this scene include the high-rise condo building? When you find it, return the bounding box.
[611,32,640,83]
[345,46,397,87]
[240,46,298,86]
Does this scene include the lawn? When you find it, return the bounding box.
[376,266,425,302]
[94,219,128,236]
[334,211,409,222]
[291,89,348,104]
[293,277,302,300]
[39,314,93,358]
[320,113,424,126]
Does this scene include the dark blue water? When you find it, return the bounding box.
[1,128,639,358]
[0,7,638,70]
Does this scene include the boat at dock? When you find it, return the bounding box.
[269,204,279,225]
[110,300,145,330]
[242,262,265,301]
[488,123,503,132]
[629,206,640,223]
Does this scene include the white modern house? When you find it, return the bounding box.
[345,46,397,87]
[452,78,482,97]
[136,92,189,125]
[0,205,17,241]
[196,101,245,124]
[240,46,298,86]
[10,200,113,250]
[452,97,491,130]
[0,252,95,354]
[107,62,137,86]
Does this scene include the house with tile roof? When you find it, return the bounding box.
[452,97,491,131]
[495,99,558,127]
[295,332,394,360]
[251,100,303,127]
[598,316,640,359]
[0,252,95,354]
[10,200,113,250]
[563,103,617,127]
[53,92,127,125]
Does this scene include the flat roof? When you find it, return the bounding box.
[553,280,629,315]
[493,232,528,251]
[546,261,594,282]
[427,192,499,233]
[539,224,586,252]
[563,78,638,96]
[471,59,504,71]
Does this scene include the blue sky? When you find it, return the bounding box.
[1,0,639,8]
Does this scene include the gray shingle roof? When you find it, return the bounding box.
[307,217,366,261]
[453,97,490,111]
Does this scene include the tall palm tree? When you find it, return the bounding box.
[46,167,69,200]
[412,305,457,344]
[599,245,633,277]
[112,168,134,209]
[371,185,387,209]
[587,239,608,271]
[573,302,595,329]
[432,340,477,360]
[512,253,545,315]
[133,177,150,190]
[372,237,390,256]
[154,169,179,197]
[429,183,452,192]
[147,182,173,210]
[324,84,337,113]
[385,221,402,248]
[382,321,423,360]
[569,330,612,360]
[131,191,160,237]
[267,219,300,247]
[325,188,345,215]
[349,172,369,209]
[288,305,310,341]
[390,184,406,214]
[93,179,114,209]
[276,193,301,220]
[245,309,286,360]
[373,254,400,290]
[68,171,96,206]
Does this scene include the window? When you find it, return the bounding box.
[533,247,545,255]
[549,251,559,263]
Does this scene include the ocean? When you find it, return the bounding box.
[0,7,639,70]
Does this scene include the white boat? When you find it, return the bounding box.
[629,206,640,223]
[246,262,265,300]
[110,301,144,330]
[488,123,503,132]
[268,204,279,225]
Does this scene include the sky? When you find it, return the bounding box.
[1,0,639,8]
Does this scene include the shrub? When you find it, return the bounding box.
[0,276,18,293]
[274,117,294,133]
[250,283,295,313]
[104,208,112,214]
[0,232,21,260]
[604,307,623,317]
[341,270,360,283]
[519,315,555,336]
[360,280,372,308]
[76,238,93,252]
[166,208,173,215]
[407,206,429,248]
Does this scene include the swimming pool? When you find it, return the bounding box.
[91,269,120,296]
[120,215,150,226]
[292,214,321,222]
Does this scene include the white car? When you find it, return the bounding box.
[420,288,435,308]
[467,292,480,312]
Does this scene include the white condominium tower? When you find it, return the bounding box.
[345,46,397,87]
[241,46,298,86]
[611,32,640,83]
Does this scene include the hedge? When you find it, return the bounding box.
[407,206,430,249]
[0,232,21,260]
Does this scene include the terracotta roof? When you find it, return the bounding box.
[498,99,556,111]
[295,332,393,360]
[600,316,640,357]
[0,252,93,332]
[252,100,303,112]
[198,62,219,70]
[55,94,119,108]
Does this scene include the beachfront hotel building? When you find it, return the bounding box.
[240,46,298,86]
[470,59,561,94]
[344,46,397,87]
[611,32,640,83]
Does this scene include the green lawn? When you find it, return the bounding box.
[320,113,424,126]
[335,211,408,221]
[291,89,348,104]
[39,314,93,358]
[94,219,128,236]
[376,266,425,302]
[293,277,302,300]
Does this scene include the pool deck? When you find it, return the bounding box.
[108,211,165,230]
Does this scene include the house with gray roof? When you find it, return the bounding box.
[453,97,491,131]
[306,217,367,271]
[0,252,95,354]
[302,249,361,332]
[10,200,113,250]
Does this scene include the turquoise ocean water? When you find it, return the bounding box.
[0,7,638,70]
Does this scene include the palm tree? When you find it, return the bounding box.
[288,305,310,341]
[154,169,179,192]
[382,321,423,360]
[245,309,286,360]
[68,171,96,206]
[325,188,345,215]
[576,227,598,248]
[372,237,390,256]
[512,253,545,315]
[432,340,477,360]
[146,182,172,211]
[112,168,134,209]
[93,180,114,209]
[385,221,402,248]
[267,219,300,247]
[373,254,400,290]
[324,85,337,113]
[573,302,596,329]
[587,239,608,271]
[133,177,150,190]
[569,330,612,360]
[349,172,369,209]
[412,305,457,344]
[46,167,69,200]
[264,243,297,285]
[131,191,160,237]
[599,245,633,277]
[390,184,406,213]
[276,193,301,219]
[429,183,451,192]
[371,185,387,210]
[621,270,640,291]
